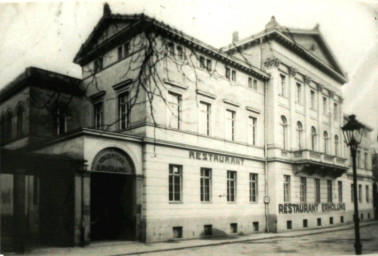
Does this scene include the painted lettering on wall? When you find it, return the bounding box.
[189,150,244,166]
[92,149,132,174]
[278,203,346,214]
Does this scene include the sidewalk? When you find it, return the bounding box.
[8,220,378,256]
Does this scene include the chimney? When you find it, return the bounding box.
[232,31,239,44]
[103,3,111,16]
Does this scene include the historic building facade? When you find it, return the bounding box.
[0,4,375,251]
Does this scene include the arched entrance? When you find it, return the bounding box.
[90,148,136,241]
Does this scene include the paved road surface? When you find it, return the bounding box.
[140,224,378,256]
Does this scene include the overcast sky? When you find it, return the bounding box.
[0,0,377,142]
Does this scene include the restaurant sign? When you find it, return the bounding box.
[92,149,133,174]
[278,203,346,214]
[189,150,244,166]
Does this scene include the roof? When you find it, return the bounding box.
[0,67,82,104]
[221,17,348,84]
[73,4,270,81]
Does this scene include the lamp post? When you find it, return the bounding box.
[341,114,365,255]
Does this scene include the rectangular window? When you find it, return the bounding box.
[177,46,184,59]
[296,83,302,104]
[94,56,104,72]
[287,220,292,229]
[364,152,368,169]
[200,168,212,202]
[340,216,344,223]
[225,110,235,141]
[206,59,212,71]
[330,217,333,225]
[253,79,258,90]
[169,165,182,202]
[315,179,320,203]
[327,180,332,203]
[118,42,130,60]
[55,107,66,135]
[366,185,369,202]
[200,56,206,69]
[204,225,212,236]
[351,183,354,202]
[310,90,316,109]
[249,173,258,202]
[300,177,307,203]
[284,175,291,202]
[248,116,257,145]
[173,227,183,239]
[118,91,130,130]
[231,70,236,81]
[357,150,361,168]
[358,184,362,203]
[317,218,322,226]
[227,171,237,202]
[303,219,308,228]
[199,102,211,136]
[333,103,338,120]
[253,222,259,232]
[280,74,286,97]
[167,42,175,56]
[323,97,327,115]
[94,101,103,129]
[248,77,253,89]
[225,67,230,79]
[230,223,238,233]
[338,181,343,203]
[168,92,181,129]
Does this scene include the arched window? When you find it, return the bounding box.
[296,121,303,149]
[6,110,13,141]
[16,104,24,137]
[334,135,339,156]
[281,115,288,149]
[311,126,317,151]
[323,131,329,154]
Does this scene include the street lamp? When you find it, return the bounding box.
[341,114,365,255]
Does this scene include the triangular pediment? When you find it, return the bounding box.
[74,15,140,64]
[281,30,344,75]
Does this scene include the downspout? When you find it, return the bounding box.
[264,78,269,233]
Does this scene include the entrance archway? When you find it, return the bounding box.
[90,148,136,241]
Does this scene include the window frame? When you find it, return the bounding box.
[199,101,211,136]
[300,177,307,203]
[284,175,291,202]
[249,173,258,203]
[200,168,212,202]
[338,181,343,203]
[327,180,333,203]
[167,91,181,130]
[248,116,257,146]
[280,116,288,150]
[169,164,183,202]
[315,178,321,203]
[118,91,131,130]
[54,106,66,135]
[311,126,317,151]
[296,82,302,104]
[227,171,237,202]
[94,100,104,130]
[225,109,236,141]
[16,104,24,138]
[279,74,286,97]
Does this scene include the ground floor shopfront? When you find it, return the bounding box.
[0,129,375,252]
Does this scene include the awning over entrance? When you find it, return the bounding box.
[294,161,348,178]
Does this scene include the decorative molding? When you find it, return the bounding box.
[316,83,323,91]
[164,80,188,90]
[288,67,297,77]
[328,90,335,98]
[223,99,240,107]
[112,79,133,91]
[338,95,344,103]
[264,57,280,68]
[89,90,106,102]
[245,106,261,114]
[304,76,312,84]
[196,89,216,99]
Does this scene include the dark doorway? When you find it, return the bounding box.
[90,172,135,241]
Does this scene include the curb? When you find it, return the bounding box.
[111,221,378,256]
